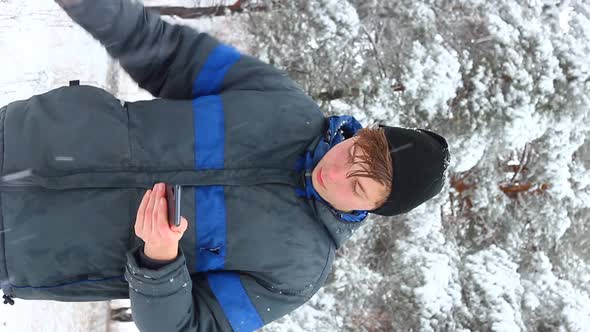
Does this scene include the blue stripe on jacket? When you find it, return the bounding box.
[208,273,265,332]
[193,95,226,272]
[193,44,241,96]
[192,45,263,331]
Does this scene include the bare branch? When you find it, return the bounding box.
[510,143,530,183]
[146,1,269,19]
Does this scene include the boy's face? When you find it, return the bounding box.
[312,137,389,212]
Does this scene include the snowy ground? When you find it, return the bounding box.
[0,301,108,332]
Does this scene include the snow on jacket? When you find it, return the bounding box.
[0,1,367,331]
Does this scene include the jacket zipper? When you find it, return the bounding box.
[0,179,38,188]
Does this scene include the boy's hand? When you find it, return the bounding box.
[135,183,188,261]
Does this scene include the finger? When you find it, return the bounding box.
[145,185,158,235]
[157,196,170,239]
[170,217,188,241]
[151,184,163,235]
[176,217,188,234]
[155,182,165,198]
[135,190,151,235]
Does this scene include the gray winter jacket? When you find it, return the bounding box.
[0,1,366,331]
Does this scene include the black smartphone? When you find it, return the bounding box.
[165,184,182,227]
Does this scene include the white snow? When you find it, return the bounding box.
[0,2,109,107]
[450,134,487,173]
[521,252,590,332]
[401,39,463,118]
[0,301,109,332]
[388,205,463,332]
[559,6,573,33]
[462,246,525,332]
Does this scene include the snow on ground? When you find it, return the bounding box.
[0,301,108,332]
[0,1,109,107]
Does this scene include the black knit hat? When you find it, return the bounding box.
[369,126,450,216]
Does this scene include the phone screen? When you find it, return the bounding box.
[165,184,182,227]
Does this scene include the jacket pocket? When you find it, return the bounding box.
[2,86,131,175]
[2,187,136,301]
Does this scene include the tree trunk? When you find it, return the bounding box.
[146,0,269,19]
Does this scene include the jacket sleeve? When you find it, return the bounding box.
[124,245,312,332]
[56,0,302,99]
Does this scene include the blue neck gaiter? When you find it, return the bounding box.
[295,115,368,223]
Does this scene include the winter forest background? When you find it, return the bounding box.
[1,0,589,331]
